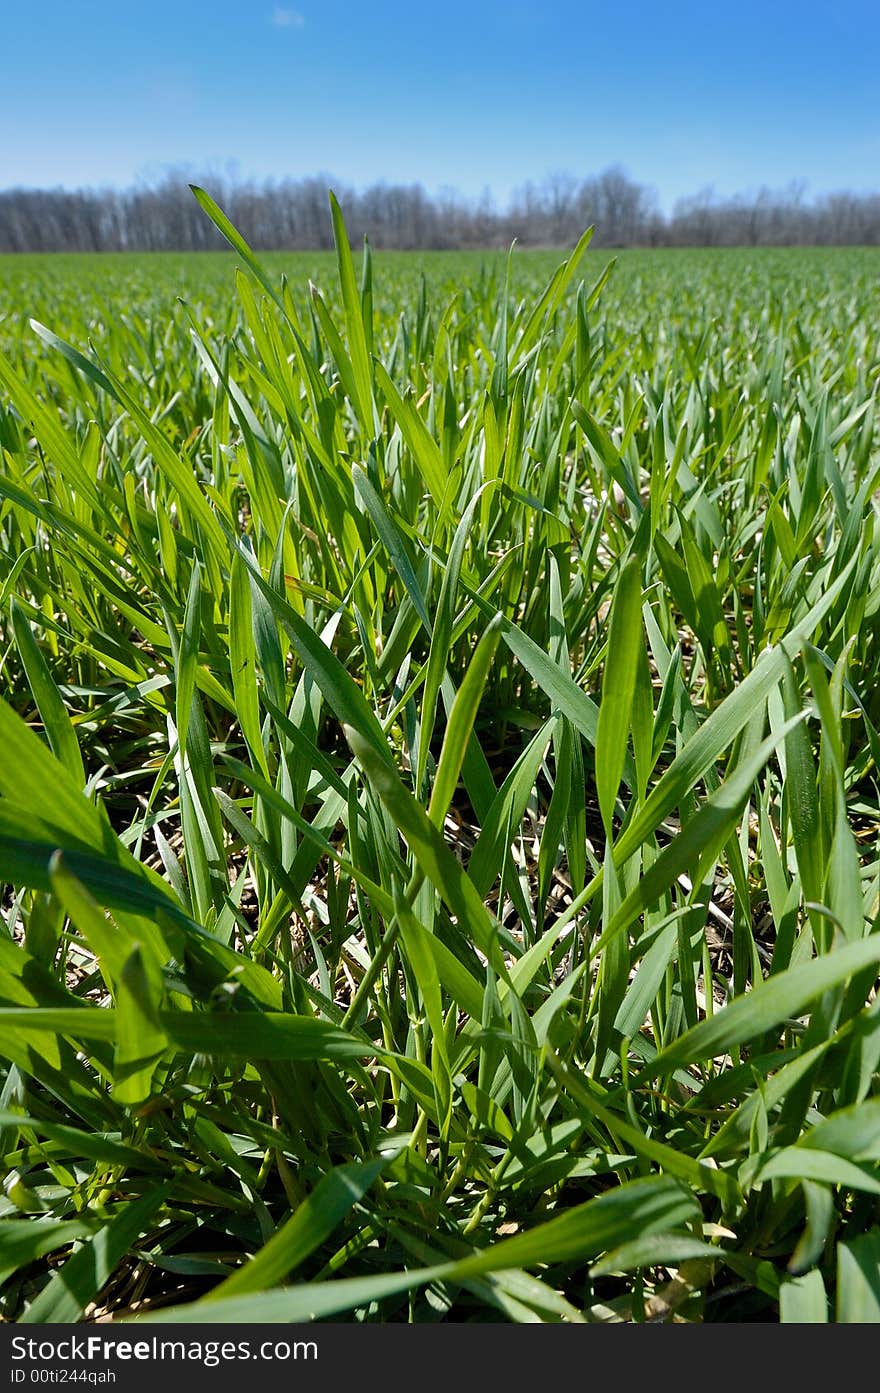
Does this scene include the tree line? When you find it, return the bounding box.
[2,167,879,253]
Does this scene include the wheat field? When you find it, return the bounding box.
[0,196,879,1322]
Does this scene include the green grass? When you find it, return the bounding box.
[0,197,879,1324]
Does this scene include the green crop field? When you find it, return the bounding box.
[1,195,879,1324]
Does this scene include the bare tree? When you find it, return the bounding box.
[1,168,878,253]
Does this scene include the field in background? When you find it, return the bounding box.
[3,242,879,348]
[0,223,879,1324]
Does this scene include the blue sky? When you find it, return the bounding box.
[2,0,878,211]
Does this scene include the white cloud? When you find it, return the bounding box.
[271,6,305,26]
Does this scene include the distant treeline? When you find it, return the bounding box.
[2,167,880,253]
